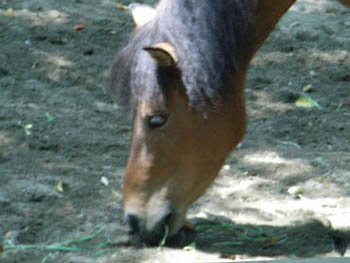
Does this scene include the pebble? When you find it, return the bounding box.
[223,165,231,171]
[288,185,304,197]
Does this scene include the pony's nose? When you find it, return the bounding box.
[124,210,174,245]
[125,212,141,235]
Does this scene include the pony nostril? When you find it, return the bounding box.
[141,211,174,245]
[124,210,176,244]
[125,213,140,235]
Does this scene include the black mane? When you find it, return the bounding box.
[111,0,252,109]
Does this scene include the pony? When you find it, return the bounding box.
[110,0,350,244]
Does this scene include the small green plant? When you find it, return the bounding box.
[45,112,54,122]
[157,225,169,251]
[3,227,107,262]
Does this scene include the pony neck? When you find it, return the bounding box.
[252,0,297,51]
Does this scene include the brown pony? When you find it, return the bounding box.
[110,0,349,244]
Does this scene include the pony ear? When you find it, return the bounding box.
[128,4,156,27]
[143,43,178,67]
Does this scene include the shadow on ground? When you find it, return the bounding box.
[163,216,350,259]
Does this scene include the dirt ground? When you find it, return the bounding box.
[0,0,349,262]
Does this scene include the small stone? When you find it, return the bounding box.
[303,84,313,93]
[183,246,193,251]
[223,165,231,171]
[288,185,304,197]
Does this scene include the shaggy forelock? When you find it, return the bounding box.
[110,0,252,109]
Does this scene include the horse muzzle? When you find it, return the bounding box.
[124,206,185,245]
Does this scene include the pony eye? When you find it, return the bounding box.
[147,115,168,129]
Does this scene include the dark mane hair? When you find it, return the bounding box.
[110,0,253,109]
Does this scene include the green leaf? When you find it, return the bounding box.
[45,112,54,122]
[295,96,321,109]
